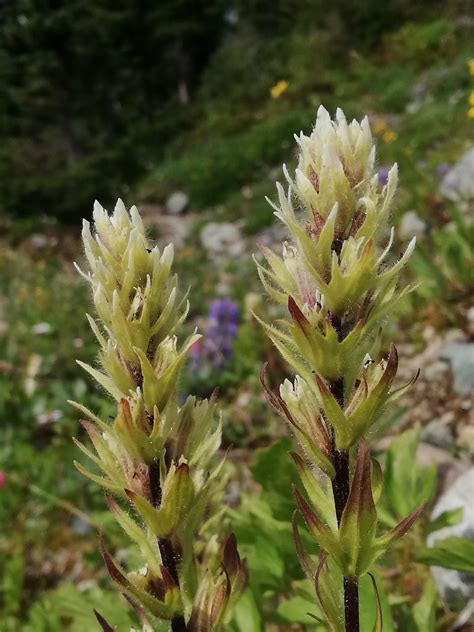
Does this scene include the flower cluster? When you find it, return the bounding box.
[72,201,246,631]
[257,106,423,629]
[377,166,390,187]
[436,162,450,179]
[270,79,289,99]
[191,299,239,370]
[468,90,474,119]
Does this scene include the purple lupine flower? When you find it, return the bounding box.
[377,167,390,187]
[436,162,450,179]
[203,299,240,368]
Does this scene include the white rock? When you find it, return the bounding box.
[444,329,467,344]
[165,191,189,215]
[422,325,437,342]
[200,222,245,257]
[398,211,427,240]
[439,148,474,202]
[428,468,474,606]
[31,322,52,335]
[30,233,49,248]
[241,185,253,199]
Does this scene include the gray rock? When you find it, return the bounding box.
[407,78,427,110]
[439,342,474,396]
[424,360,450,382]
[421,419,454,450]
[71,516,92,536]
[416,442,468,492]
[165,191,189,215]
[439,148,474,202]
[138,203,191,246]
[398,211,427,240]
[428,468,474,606]
[200,222,245,257]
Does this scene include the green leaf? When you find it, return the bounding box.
[384,427,418,516]
[315,374,352,448]
[294,486,340,563]
[359,572,395,632]
[371,458,383,504]
[242,536,285,588]
[413,577,437,632]
[384,427,436,518]
[23,583,136,632]
[76,360,124,401]
[426,507,463,535]
[230,495,308,592]
[290,452,337,533]
[417,536,474,572]
[126,464,194,539]
[315,556,344,631]
[250,438,299,521]
[339,442,378,578]
[368,574,382,632]
[376,503,425,552]
[277,595,323,625]
[230,589,262,632]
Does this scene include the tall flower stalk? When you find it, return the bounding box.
[256,107,424,630]
[70,201,246,631]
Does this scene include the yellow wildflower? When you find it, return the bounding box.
[372,120,388,134]
[469,91,474,107]
[383,130,397,144]
[468,59,474,76]
[271,80,289,99]
[468,107,474,119]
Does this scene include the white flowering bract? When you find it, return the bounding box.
[75,199,193,405]
[71,200,246,626]
[292,107,375,230]
[256,106,415,391]
[258,108,424,623]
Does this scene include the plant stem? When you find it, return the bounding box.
[343,578,360,632]
[329,317,359,632]
[149,461,187,632]
[330,379,349,525]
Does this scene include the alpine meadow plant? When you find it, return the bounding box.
[190,299,240,370]
[256,106,424,631]
[70,201,246,632]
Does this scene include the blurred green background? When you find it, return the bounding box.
[0,1,473,630]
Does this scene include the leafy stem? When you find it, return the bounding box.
[329,318,359,632]
[149,460,187,632]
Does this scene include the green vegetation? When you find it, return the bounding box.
[1,2,473,630]
[1,2,471,223]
